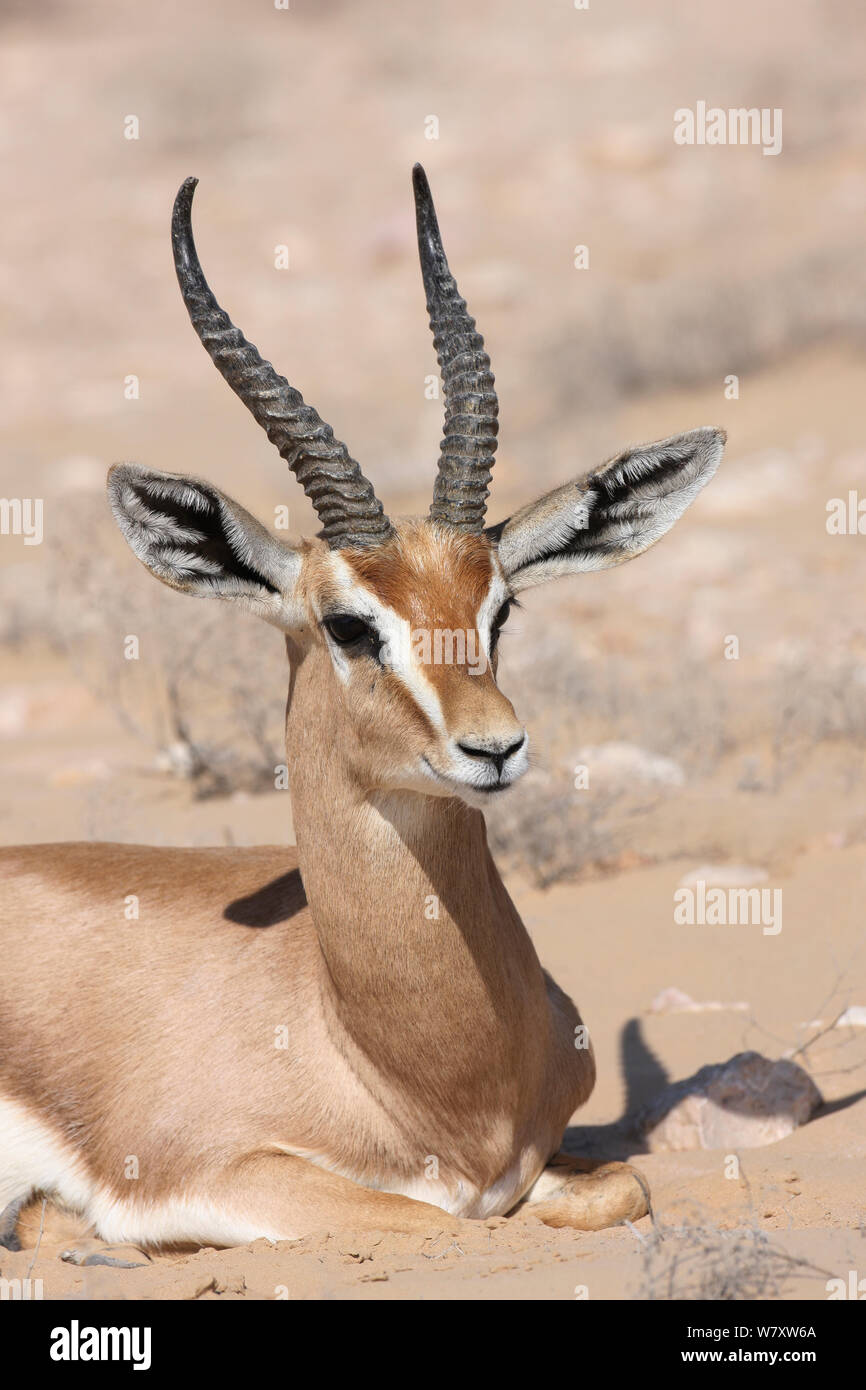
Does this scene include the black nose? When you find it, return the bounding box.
[457,736,526,777]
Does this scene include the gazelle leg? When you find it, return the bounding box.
[513,1153,651,1231]
[181,1154,468,1245]
[9,1156,647,1253]
[9,1196,149,1266]
[60,1242,149,1269]
[9,1160,466,1256]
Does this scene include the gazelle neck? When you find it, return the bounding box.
[283,641,550,1100]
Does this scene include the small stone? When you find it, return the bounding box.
[678,864,768,889]
[836,1005,866,1028]
[648,986,749,1014]
[573,742,685,791]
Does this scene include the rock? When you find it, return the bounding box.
[648,986,749,1015]
[638,1052,822,1152]
[836,1005,866,1028]
[678,863,768,889]
[573,742,685,791]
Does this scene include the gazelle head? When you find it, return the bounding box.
[109,167,724,806]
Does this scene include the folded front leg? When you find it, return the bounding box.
[143,1154,470,1248]
[513,1153,651,1231]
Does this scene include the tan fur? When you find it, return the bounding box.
[0,515,651,1248]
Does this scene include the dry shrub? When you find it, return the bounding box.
[487,640,730,886]
[31,496,288,798]
[638,1217,831,1301]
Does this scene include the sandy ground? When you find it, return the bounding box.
[2,0,865,1300]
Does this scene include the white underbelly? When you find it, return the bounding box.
[0,1095,266,1247]
[0,1095,95,1216]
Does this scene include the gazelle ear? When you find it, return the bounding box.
[488,427,725,592]
[107,464,305,631]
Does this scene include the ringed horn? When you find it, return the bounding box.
[412,163,499,534]
[171,177,392,550]
[170,167,499,544]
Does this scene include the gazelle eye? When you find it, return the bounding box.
[324,614,374,647]
[491,600,513,647]
[493,600,512,631]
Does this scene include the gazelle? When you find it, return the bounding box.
[0,167,724,1255]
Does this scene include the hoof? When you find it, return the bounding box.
[60,1241,150,1269]
[524,1158,652,1232]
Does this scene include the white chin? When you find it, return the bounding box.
[392,759,520,807]
[454,783,514,809]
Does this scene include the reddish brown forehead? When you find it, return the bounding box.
[339,521,495,626]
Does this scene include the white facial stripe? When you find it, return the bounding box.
[319,553,507,732]
[475,558,510,656]
[319,552,449,736]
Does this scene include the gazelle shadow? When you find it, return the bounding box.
[224,868,307,927]
[562,1016,866,1161]
[563,1016,668,1160]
